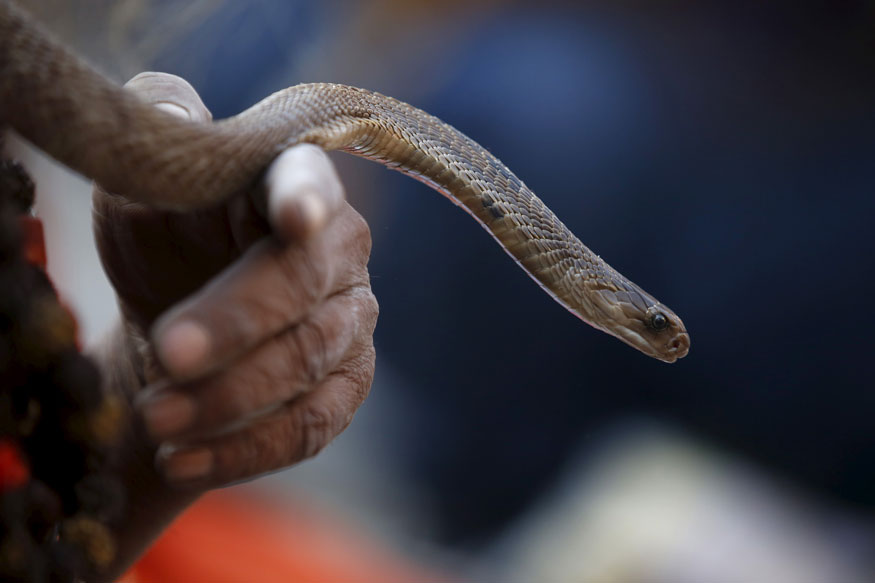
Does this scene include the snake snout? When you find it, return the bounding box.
[663,331,691,362]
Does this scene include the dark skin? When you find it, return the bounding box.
[88,72,378,580]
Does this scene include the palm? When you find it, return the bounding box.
[93,195,261,332]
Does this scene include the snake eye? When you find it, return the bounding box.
[649,312,668,331]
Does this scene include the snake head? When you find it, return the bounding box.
[589,285,690,363]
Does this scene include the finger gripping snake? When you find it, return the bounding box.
[0,0,689,362]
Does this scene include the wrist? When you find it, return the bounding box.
[86,319,202,581]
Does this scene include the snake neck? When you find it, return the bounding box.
[282,85,629,330]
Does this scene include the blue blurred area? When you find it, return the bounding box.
[365,2,875,543]
[149,0,875,545]
[148,1,322,118]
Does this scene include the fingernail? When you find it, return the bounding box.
[156,320,211,378]
[297,191,327,232]
[162,447,213,483]
[154,101,191,120]
[276,190,326,240]
[140,392,196,440]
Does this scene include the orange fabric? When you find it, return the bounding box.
[0,439,29,490]
[122,489,446,583]
[19,216,46,270]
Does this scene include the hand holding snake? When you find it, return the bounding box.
[92,72,378,488]
[85,73,378,579]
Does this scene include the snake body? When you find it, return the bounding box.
[0,0,688,362]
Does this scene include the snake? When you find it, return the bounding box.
[0,0,689,362]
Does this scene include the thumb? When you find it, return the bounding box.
[124,72,211,123]
[92,72,211,215]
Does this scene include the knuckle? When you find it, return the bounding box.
[345,286,379,337]
[276,243,331,305]
[336,204,372,262]
[278,289,375,390]
[245,416,294,478]
[350,210,373,261]
[341,345,376,404]
[282,319,329,386]
[293,402,337,460]
[360,289,379,334]
[347,206,371,242]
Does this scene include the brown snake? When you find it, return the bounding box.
[0,1,689,362]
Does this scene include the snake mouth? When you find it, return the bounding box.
[606,320,690,363]
[661,331,691,363]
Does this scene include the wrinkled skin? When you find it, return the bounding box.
[90,72,377,579]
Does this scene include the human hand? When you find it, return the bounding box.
[93,72,378,488]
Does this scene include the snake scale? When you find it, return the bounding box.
[0,0,688,362]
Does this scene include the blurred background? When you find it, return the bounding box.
[7,0,875,580]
